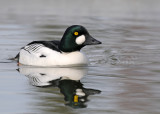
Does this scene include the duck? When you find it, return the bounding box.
[15,25,101,66]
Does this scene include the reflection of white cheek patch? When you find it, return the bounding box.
[75,35,86,45]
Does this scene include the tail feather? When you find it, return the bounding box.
[8,53,19,61]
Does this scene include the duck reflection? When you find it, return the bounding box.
[17,66,101,108]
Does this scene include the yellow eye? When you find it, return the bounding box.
[74,32,78,36]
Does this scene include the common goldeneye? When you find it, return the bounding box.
[15,25,101,66]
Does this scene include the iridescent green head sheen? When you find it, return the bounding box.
[59,25,101,52]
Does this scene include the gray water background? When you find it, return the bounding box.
[0,0,160,113]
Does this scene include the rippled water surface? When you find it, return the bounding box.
[0,0,160,114]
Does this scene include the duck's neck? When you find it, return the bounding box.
[59,43,83,52]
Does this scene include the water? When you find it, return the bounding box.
[0,0,160,113]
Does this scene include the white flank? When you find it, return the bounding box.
[75,35,86,45]
[19,46,88,66]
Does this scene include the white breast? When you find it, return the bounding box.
[19,46,88,66]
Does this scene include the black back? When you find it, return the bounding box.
[27,40,61,52]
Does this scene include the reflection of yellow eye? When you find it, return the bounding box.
[74,95,78,102]
[74,32,78,36]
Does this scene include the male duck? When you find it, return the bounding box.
[15,25,101,66]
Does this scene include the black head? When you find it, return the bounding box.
[59,25,101,52]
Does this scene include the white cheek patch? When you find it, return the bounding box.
[75,35,86,45]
